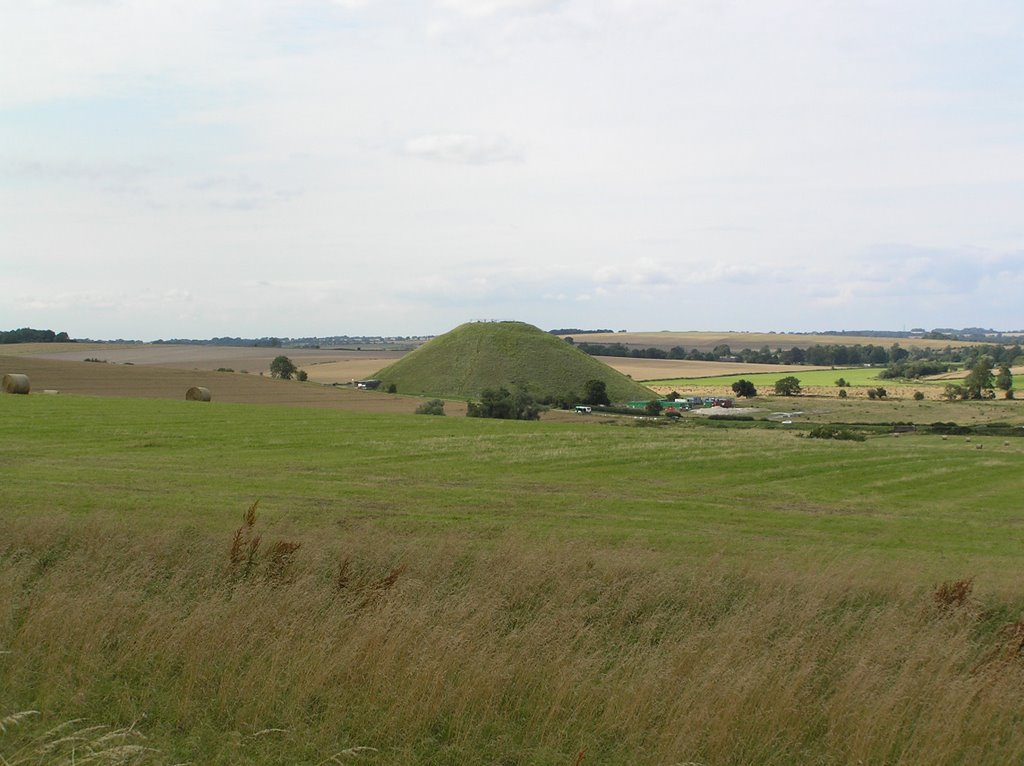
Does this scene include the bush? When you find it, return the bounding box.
[913,390,925,401]
[927,422,972,435]
[835,377,848,387]
[386,383,397,394]
[838,389,848,399]
[807,425,866,442]
[467,388,541,420]
[297,370,308,382]
[415,399,446,416]
[644,399,663,416]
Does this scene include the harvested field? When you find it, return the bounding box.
[3,343,406,378]
[600,357,831,381]
[565,331,983,351]
[0,355,468,416]
[925,365,1024,382]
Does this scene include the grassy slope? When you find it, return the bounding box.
[373,321,654,403]
[4,395,1024,764]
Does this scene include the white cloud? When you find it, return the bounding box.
[437,0,564,18]
[403,134,523,164]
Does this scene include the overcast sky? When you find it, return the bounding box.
[2,0,1023,340]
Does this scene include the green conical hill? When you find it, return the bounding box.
[374,321,655,403]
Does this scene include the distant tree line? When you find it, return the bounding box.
[571,339,1023,373]
[0,328,72,344]
[147,334,431,347]
[548,328,614,335]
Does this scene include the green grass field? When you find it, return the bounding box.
[3,394,1024,764]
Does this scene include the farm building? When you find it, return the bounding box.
[355,379,382,390]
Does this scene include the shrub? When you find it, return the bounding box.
[386,383,397,394]
[644,399,663,416]
[297,370,308,382]
[415,399,446,416]
[838,389,848,399]
[913,390,925,401]
[467,388,541,420]
[835,377,848,387]
[807,425,866,441]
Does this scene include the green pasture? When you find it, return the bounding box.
[5,394,1024,765]
[648,365,959,388]
[1,393,1021,577]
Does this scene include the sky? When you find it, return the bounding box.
[2,0,1023,340]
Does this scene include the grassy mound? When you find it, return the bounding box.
[374,321,654,403]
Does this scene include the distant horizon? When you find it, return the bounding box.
[13,323,1022,345]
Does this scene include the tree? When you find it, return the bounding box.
[581,379,610,406]
[835,377,848,387]
[996,365,1013,397]
[270,355,297,380]
[963,359,995,400]
[644,399,663,416]
[731,379,757,398]
[467,387,541,420]
[943,383,965,401]
[774,376,802,396]
[296,369,308,382]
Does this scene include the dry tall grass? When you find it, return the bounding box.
[3,513,1024,764]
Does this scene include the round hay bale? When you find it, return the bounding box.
[2,373,30,395]
[185,386,211,402]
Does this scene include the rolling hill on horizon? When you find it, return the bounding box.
[373,321,655,403]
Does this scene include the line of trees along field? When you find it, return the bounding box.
[0,327,72,344]
[571,339,1023,373]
